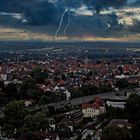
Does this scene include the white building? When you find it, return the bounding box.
[82,105,105,118]
[64,90,71,100]
[25,101,32,107]
[106,97,128,109]
[0,74,7,81]
[82,97,105,118]
[115,74,127,79]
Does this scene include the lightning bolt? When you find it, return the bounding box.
[64,10,71,37]
[55,9,68,40]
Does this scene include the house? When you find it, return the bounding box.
[65,109,83,126]
[58,117,73,132]
[82,97,105,118]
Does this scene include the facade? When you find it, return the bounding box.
[82,97,105,118]
[82,105,105,118]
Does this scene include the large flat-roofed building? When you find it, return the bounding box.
[106,96,128,109]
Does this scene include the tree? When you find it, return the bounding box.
[99,85,112,93]
[132,120,140,140]
[4,100,26,128]
[1,124,15,138]
[99,107,126,122]
[16,127,33,140]
[18,78,37,99]
[125,94,140,123]
[38,95,52,105]
[61,74,66,81]
[4,83,18,100]
[0,81,4,89]
[31,67,48,84]
[101,125,131,140]
[24,112,49,131]
[0,91,8,106]
[116,78,128,89]
[57,124,73,138]
[21,78,36,90]
[26,89,39,100]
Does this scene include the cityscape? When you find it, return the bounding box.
[0,0,140,140]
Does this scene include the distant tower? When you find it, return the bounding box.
[84,50,89,64]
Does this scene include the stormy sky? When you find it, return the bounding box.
[0,0,140,41]
[0,0,138,25]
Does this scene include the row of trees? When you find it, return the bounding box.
[70,84,113,98]
[0,77,66,107]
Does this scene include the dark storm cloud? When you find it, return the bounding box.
[0,0,63,25]
[58,0,83,8]
[129,0,140,6]
[129,19,140,32]
[83,0,128,13]
[0,0,135,25]
[24,1,61,25]
[60,0,128,13]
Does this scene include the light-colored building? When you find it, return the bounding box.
[25,101,32,107]
[106,97,128,109]
[115,74,127,79]
[0,74,7,81]
[64,90,71,100]
[82,105,105,118]
[82,97,105,118]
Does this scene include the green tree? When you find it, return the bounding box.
[132,120,140,140]
[38,95,52,105]
[18,78,37,99]
[4,100,26,128]
[26,89,39,100]
[99,107,126,122]
[125,94,140,123]
[16,127,33,140]
[61,74,66,81]
[101,125,131,140]
[16,127,44,140]
[4,83,18,100]
[24,112,49,131]
[57,124,73,138]
[116,78,128,89]
[99,85,112,93]
[31,67,48,84]
[0,91,8,106]
[1,124,15,138]
[0,81,4,89]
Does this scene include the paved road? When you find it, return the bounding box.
[33,91,125,110]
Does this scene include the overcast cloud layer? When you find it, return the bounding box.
[0,0,140,40]
[0,0,137,25]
